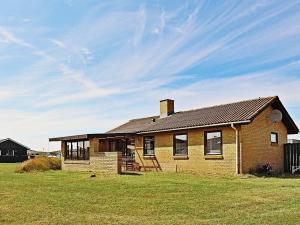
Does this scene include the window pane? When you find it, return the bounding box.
[66,142,71,159]
[8,150,14,156]
[78,141,84,158]
[271,133,278,143]
[72,142,78,159]
[174,134,187,155]
[205,131,222,155]
[0,149,6,156]
[144,137,155,155]
[78,141,84,149]
[84,141,90,148]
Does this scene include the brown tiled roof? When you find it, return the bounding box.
[108,96,296,134]
[108,116,159,134]
[49,96,298,141]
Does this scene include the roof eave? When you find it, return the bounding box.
[49,132,137,142]
[271,97,299,134]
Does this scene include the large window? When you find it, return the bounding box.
[65,140,90,160]
[173,134,188,155]
[143,136,155,156]
[7,150,14,156]
[205,131,222,155]
[271,132,278,144]
[0,149,14,156]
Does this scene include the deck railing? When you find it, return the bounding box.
[122,155,139,171]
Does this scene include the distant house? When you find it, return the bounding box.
[288,139,300,144]
[50,96,299,174]
[0,138,30,163]
[27,150,48,159]
[27,150,61,159]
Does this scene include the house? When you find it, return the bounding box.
[0,138,30,163]
[49,96,299,174]
[288,139,300,144]
[27,149,49,159]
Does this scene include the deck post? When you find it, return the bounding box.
[89,137,99,156]
[61,141,67,159]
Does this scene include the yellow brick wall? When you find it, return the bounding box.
[135,127,237,174]
[62,152,122,174]
[240,106,287,173]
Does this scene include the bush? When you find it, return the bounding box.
[249,163,274,176]
[16,157,61,173]
[257,163,273,174]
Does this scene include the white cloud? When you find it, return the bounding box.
[133,5,146,47]
[0,90,14,101]
[0,26,33,48]
[156,72,300,110]
[48,38,67,49]
[80,47,91,55]
[153,11,166,34]
[33,64,121,106]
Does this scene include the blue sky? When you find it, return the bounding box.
[0,0,299,150]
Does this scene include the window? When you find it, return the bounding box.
[72,142,78,158]
[271,132,278,144]
[65,141,89,160]
[7,150,14,156]
[205,131,222,155]
[173,134,188,155]
[143,136,155,156]
[0,149,7,156]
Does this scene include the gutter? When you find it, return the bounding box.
[231,123,241,175]
[138,120,251,134]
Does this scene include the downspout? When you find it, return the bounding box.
[231,123,240,175]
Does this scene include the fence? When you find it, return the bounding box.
[284,144,300,174]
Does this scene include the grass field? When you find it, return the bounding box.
[0,164,300,225]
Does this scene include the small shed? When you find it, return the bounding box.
[0,138,30,163]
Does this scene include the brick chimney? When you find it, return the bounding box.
[160,99,174,118]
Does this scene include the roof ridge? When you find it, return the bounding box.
[175,96,277,114]
[125,96,277,122]
[0,138,30,149]
[129,115,159,122]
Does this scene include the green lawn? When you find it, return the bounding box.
[0,164,299,225]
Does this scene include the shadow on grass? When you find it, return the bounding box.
[120,172,142,176]
[249,173,300,179]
